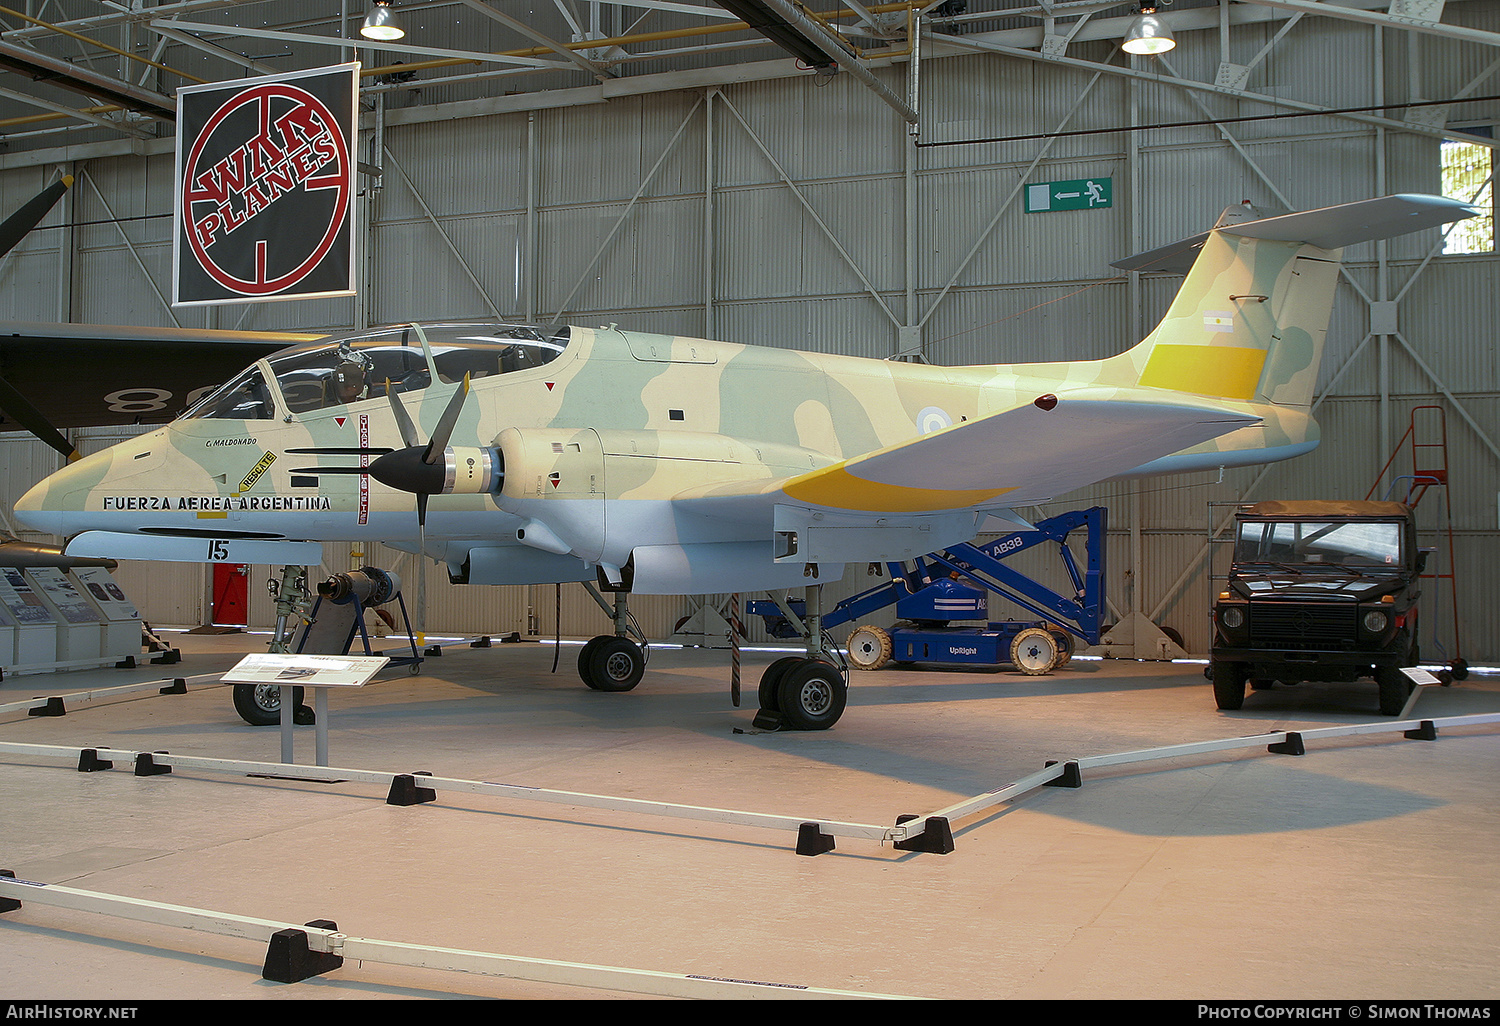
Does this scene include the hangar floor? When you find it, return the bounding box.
[1,630,1497,1002]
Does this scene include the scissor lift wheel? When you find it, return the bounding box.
[1009,627,1059,675]
[847,624,892,670]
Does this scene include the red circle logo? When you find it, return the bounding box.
[182,83,351,296]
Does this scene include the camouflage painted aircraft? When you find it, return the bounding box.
[9,193,1478,729]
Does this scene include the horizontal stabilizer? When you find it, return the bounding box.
[777,394,1259,513]
[1113,194,1480,273]
[1218,194,1480,248]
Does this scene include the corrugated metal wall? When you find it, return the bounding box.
[1,15,1496,661]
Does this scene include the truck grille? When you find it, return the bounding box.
[1249,604,1357,648]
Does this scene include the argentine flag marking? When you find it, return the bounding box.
[1204,311,1235,333]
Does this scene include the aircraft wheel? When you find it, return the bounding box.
[758,656,806,711]
[586,636,645,692]
[1211,660,1246,711]
[1010,627,1058,675]
[233,682,305,726]
[577,635,609,688]
[846,624,892,671]
[776,660,848,731]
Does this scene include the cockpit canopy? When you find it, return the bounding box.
[181,322,570,420]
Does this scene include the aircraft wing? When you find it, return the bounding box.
[763,392,1261,513]
[0,321,325,454]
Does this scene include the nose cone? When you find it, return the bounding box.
[13,475,62,534]
[13,449,110,536]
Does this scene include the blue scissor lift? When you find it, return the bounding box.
[749,506,1106,674]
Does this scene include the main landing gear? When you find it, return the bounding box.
[755,655,847,731]
[577,586,649,692]
[751,581,849,732]
[574,580,849,730]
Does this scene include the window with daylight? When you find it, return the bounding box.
[1441,126,1495,255]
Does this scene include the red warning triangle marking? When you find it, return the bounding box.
[545,381,555,391]
[335,417,347,427]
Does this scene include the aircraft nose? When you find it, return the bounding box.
[13,451,105,536]
[12,476,62,534]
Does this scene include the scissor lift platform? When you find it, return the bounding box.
[751,506,1106,675]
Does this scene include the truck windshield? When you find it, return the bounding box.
[1234,520,1404,568]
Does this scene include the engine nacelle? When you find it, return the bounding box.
[319,566,401,605]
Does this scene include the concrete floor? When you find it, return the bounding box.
[1,629,1497,1001]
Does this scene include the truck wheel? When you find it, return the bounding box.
[1211,661,1246,710]
[1375,665,1412,716]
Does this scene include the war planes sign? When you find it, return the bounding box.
[173,63,358,306]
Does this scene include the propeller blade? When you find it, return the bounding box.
[0,373,79,462]
[0,174,72,261]
[284,446,395,457]
[386,383,421,449]
[416,492,428,557]
[423,373,471,465]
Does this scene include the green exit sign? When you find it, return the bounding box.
[1026,178,1112,212]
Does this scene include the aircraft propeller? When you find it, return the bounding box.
[0,174,80,462]
[365,372,476,533]
[0,173,73,261]
[292,374,503,553]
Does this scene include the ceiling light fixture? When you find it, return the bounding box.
[1122,3,1175,55]
[361,0,405,42]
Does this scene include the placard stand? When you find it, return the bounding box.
[222,653,389,766]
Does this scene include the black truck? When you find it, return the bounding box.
[1210,500,1424,716]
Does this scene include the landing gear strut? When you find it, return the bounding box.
[752,582,849,731]
[578,586,649,692]
[232,565,317,727]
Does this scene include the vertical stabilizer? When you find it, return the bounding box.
[1109,194,1479,409]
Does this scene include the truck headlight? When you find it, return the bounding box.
[1221,606,1245,629]
[1362,609,1388,633]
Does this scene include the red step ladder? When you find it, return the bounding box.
[1366,405,1466,679]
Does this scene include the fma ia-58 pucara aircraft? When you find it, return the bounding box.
[10,193,1478,730]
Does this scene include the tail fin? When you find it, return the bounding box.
[1110,195,1480,408]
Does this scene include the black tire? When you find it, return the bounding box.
[585,636,644,692]
[776,660,848,731]
[577,635,608,687]
[233,682,305,726]
[758,656,806,711]
[1375,665,1413,716]
[1211,661,1246,710]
